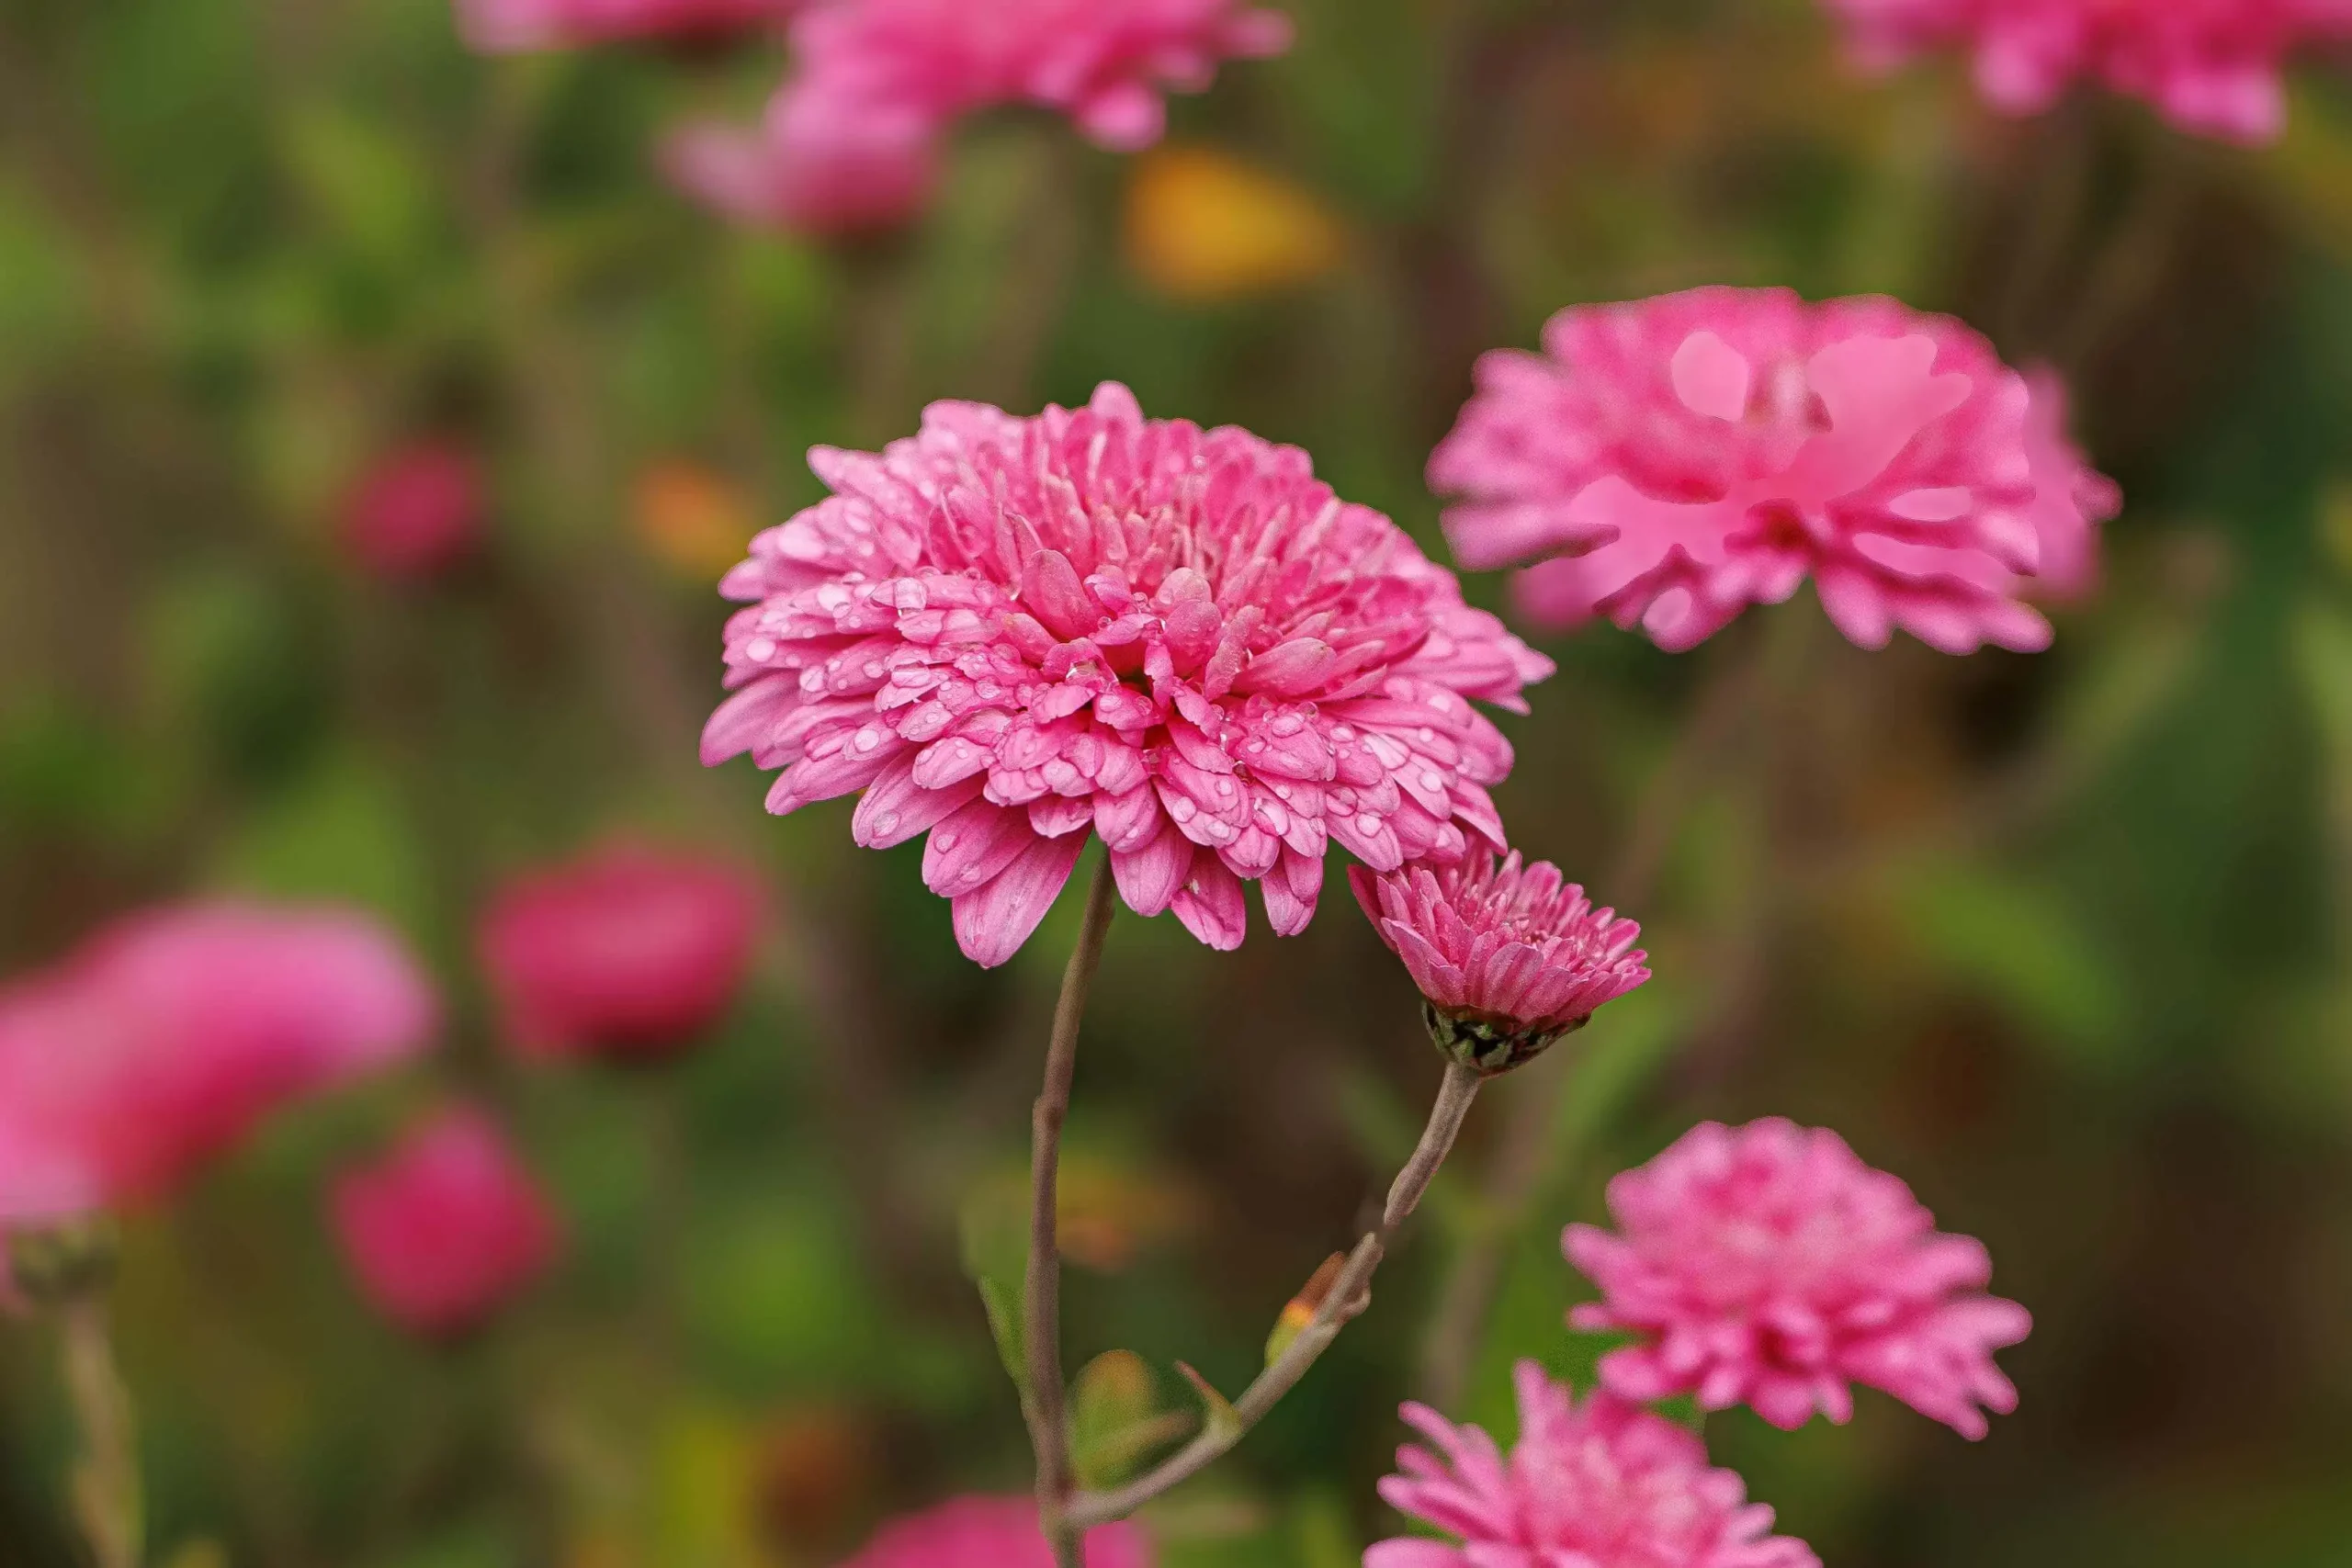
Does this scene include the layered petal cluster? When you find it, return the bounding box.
[669,0,1292,231]
[1566,1119,2034,1439]
[1351,852,1648,1075]
[1825,0,2352,144]
[703,383,1552,967]
[1431,288,2121,655]
[458,0,793,51]
[333,1106,560,1337]
[841,1496,1148,1568]
[479,845,763,1061]
[1367,1361,1818,1568]
[344,441,484,581]
[0,904,438,1224]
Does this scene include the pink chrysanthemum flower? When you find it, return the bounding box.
[1565,1119,2034,1439]
[333,1106,561,1337]
[703,383,1552,968]
[1430,287,2121,656]
[0,904,438,1224]
[1824,0,2352,145]
[1350,853,1649,1075]
[1368,1360,1818,1568]
[673,0,1291,231]
[842,1496,1148,1568]
[457,0,793,52]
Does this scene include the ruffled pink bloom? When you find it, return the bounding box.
[1565,1118,2034,1439]
[479,846,763,1061]
[457,0,793,51]
[703,383,1552,967]
[1825,0,2352,144]
[1431,288,2121,656]
[1368,1360,1818,1568]
[1350,852,1648,1074]
[332,1105,560,1337]
[841,1496,1148,1568]
[344,441,485,581]
[0,904,438,1224]
[676,0,1290,230]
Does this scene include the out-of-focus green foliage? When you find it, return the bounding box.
[6,0,2352,1564]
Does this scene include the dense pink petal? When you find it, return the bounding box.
[332,1106,560,1337]
[479,845,762,1062]
[0,904,438,1223]
[1433,288,2119,655]
[1566,1118,2033,1438]
[1368,1363,1818,1568]
[1824,0,2352,143]
[707,384,1553,967]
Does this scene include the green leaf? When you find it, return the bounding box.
[1070,1351,1190,1488]
[1175,1362,1242,1445]
[975,1275,1028,1394]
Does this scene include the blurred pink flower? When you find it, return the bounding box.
[674,0,1291,230]
[1824,0,2352,144]
[1565,1118,2034,1439]
[0,904,438,1224]
[479,846,763,1061]
[1368,1360,1818,1568]
[344,442,485,581]
[458,0,794,51]
[662,102,939,233]
[332,1105,560,1337]
[1431,288,2120,655]
[703,383,1553,967]
[842,1496,1148,1568]
[1349,852,1648,1075]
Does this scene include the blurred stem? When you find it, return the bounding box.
[1415,640,1763,1410]
[59,1297,141,1568]
[1066,1062,1483,1529]
[1025,858,1119,1568]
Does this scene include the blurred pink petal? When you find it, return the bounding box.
[457,0,795,51]
[1822,0,2352,143]
[0,904,438,1224]
[1351,852,1649,1075]
[479,845,763,1062]
[662,104,939,233]
[1565,1118,2034,1438]
[332,1105,560,1337]
[704,383,1551,968]
[1432,288,2119,655]
[343,442,484,581]
[1369,1361,1818,1568]
[842,1495,1148,1568]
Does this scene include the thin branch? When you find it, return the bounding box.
[1066,1060,1483,1529]
[1024,858,1120,1568]
[60,1298,141,1568]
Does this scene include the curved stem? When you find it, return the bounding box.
[60,1297,141,1568]
[1067,1061,1481,1529]
[1025,857,1119,1568]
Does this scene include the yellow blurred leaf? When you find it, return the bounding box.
[635,462,760,581]
[1125,147,1346,304]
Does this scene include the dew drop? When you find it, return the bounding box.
[746,638,777,662]
[871,811,900,837]
[1420,771,1445,793]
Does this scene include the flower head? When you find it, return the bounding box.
[332,1105,560,1337]
[1431,288,2120,655]
[458,0,793,51]
[1825,0,2352,144]
[675,0,1291,231]
[0,904,438,1224]
[703,383,1552,967]
[344,441,485,581]
[1368,1360,1818,1568]
[841,1495,1148,1568]
[1566,1118,2034,1439]
[479,845,763,1062]
[1350,853,1648,1075]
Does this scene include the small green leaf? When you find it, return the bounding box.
[1071,1351,1193,1487]
[1176,1362,1243,1444]
[975,1276,1027,1393]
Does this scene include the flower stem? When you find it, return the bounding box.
[1025,856,1119,1568]
[1066,1060,1482,1529]
[60,1296,141,1568]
